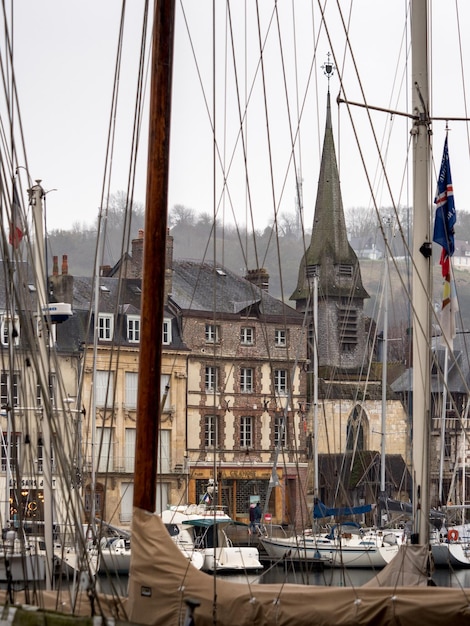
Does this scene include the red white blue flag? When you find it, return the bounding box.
[433,137,458,349]
[433,136,456,258]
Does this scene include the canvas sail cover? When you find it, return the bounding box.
[125,507,470,626]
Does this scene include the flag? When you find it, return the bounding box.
[433,136,456,257]
[439,261,458,351]
[8,180,24,248]
[433,138,457,350]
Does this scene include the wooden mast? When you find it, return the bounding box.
[133,0,175,514]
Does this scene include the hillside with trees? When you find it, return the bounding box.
[45,195,470,353]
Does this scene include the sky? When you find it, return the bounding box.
[5,1,470,238]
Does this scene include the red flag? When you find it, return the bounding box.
[9,180,24,248]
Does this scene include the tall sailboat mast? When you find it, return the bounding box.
[133,0,175,514]
[411,0,432,546]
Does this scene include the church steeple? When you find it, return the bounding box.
[291,82,368,369]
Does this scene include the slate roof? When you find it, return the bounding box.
[391,334,470,394]
[171,259,302,321]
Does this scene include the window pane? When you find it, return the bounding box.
[125,372,138,409]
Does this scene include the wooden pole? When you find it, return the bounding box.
[134,0,175,513]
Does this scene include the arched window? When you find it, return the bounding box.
[346,405,367,451]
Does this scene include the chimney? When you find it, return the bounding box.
[164,230,174,301]
[100,265,112,277]
[49,254,74,305]
[130,229,145,278]
[245,268,269,292]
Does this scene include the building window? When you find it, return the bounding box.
[127,316,140,343]
[95,370,114,407]
[161,373,170,411]
[37,435,56,474]
[240,327,254,345]
[98,314,114,341]
[274,329,287,347]
[159,429,170,473]
[36,373,56,408]
[274,416,287,448]
[346,405,366,452]
[163,318,172,345]
[125,372,138,409]
[1,316,20,347]
[205,323,220,343]
[95,427,113,473]
[205,366,218,392]
[274,369,288,395]
[204,415,218,448]
[1,372,19,408]
[1,432,21,472]
[240,416,253,448]
[125,428,136,472]
[240,368,253,393]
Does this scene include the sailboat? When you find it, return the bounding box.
[1,1,470,624]
[124,1,470,624]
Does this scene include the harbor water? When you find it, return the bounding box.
[94,565,470,597]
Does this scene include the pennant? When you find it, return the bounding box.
[439,259,458,350]
[8,180,24,249]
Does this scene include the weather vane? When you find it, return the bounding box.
[321,52,335,85]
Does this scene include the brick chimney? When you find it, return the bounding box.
[131,229,145,278]
[164,230,174,300]
[49,254,74,305]
[245,268,269,292]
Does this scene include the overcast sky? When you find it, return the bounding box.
[6,1,470,238]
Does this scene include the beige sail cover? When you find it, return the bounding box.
[126,507,470,626]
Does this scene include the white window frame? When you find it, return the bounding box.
[127,315,140,343]
[240,367,253,393]
[274,416,287,448]
[205,323,220,343]
[240,416,253,449]
[125,428,136,472]
[205,366,218,392]
[274,369,288,395]
[1,315,20,347]
[163,318,172,345]
[274,329,287,347]
[95,370,114,407]
[36,373,56,408]
[98,314,114,341]
[125,372,138,409]
[96,426,113,473]
[204,415,218,448]
[1,432,21,472]
[240,327,254,345]
[159,429,170,473]
[1,372,19,408]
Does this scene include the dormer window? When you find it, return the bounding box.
[98,314,114,341]
[127,315,140,343]
[163,318,172,345]
[1,315,20,347]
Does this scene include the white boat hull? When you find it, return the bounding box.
[202,546,262,573]
[261,533,400,569]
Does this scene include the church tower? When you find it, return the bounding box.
[290,89,369,370]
